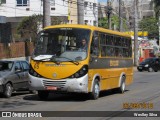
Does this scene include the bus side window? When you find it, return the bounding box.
[101,46,106,57]
[91,33,99,56]
[106,47,115,57]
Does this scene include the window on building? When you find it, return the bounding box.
[16,0,29,6]
[50,0,55,6]
[84,1,88,8]
[84,1,88,13]
[84,20,88,25]
[93,3,96,9]
[0,0,6,4]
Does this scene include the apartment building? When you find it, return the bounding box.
[0,0,68,43]
[84,0,98,26]
[0,0,98,43]
[68,0,77,24]
[98,0,154,31]
[112,0,154,30]
[98,2,107,19]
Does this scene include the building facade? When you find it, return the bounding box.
[0,0,98,43]
[98,0,154,31]
[84,0,98,26]
[112,0,154,31]
[0,0,68,43]
[68,0,78,24]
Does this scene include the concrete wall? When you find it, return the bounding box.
[84,0,98,26]
[0,42,34,59]
[0,0,68,17]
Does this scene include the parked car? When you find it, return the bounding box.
[137,57,160,72]
[0,60,32,98]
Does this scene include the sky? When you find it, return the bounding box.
[98,0,107,2]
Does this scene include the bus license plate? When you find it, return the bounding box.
[46,86,57,90]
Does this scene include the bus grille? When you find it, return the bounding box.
[43,80,66,88]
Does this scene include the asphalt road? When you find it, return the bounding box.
[0,71,160,120]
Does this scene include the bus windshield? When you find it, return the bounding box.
[32,28,91,62]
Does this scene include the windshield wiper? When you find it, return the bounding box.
[58,57,79,65]
[33,56,79,65]
[33,56,61,65]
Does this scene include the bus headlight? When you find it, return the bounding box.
[29,65,42,78]
[69,65,88,78]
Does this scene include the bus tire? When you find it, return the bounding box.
[90,79,100,100]
[118,76,126,94]
[38,91,49,100]
[3,83,13,98]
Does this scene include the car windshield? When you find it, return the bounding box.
[143,58,155,63]
[0,61,13,71]
[32,28,91,62]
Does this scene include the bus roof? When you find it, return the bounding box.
[44,24,131,38]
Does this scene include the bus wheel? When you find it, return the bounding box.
[38,91,49,100]
[118,76,126,94]
[3,83,13,98]
[90,79,100,100]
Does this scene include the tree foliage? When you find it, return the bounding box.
[17,14,66,43]
[17,14,43,42]
[98,17,108,29]
[151,0,160,17]
[98,15,129,31]
[51,16,64,25]
[139,17,158,38]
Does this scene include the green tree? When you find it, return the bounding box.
[17,14,66,43]
[51,16,64,25]
[98,15,129,31]
[98,17,108,29]
[17,14,43,43]
[151,0,160,17]
[139,17,158,38]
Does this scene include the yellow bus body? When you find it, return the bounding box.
[29,24,133,99]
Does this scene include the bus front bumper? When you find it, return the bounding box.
[28,74,88,93]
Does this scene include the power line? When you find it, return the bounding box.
[0,0,133,27]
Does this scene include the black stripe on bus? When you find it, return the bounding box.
[89,58,133,69]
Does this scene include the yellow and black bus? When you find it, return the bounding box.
[29,24,133,100]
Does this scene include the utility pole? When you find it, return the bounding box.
[119,0,123,31]
[43,0,51,28]
[134,0,138,66]
[77,0,84,24]
[159,13,160,50]
[106,1,112,29]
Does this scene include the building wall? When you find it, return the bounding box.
[0,0,68,17]
[0,0,98,44]
[112,0,154,31]
[0,42,34,59]
[98,2,107,19]
[0,0,69,43]
[68,0,78,24]
[84,0,98,26]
